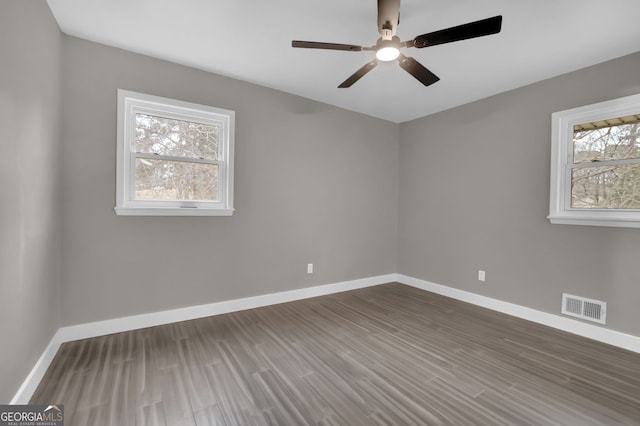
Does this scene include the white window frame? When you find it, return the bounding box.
[115,90,235,216]
[549,93,640,228]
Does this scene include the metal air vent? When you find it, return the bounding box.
[561,293,606,324]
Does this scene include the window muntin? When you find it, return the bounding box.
[116,90,234,216]
[549,93,640,228]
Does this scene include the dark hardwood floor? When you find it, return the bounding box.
[31,283,640,425]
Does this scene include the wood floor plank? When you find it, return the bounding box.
[136,401,166,426]
[30,283,640,425]
[158,365,197,426]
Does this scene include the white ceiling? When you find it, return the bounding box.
[47,0,640,123]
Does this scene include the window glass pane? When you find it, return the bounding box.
[573,119,640,164]
[135,158,219,201]
[571,163,640,209]
[135,113,218,160]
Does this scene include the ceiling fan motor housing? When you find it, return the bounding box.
[376,36,401,50]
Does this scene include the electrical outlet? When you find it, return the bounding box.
[307,263,313,274]
[478,270,486,282]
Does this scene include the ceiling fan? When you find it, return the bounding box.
[292,0,502,88]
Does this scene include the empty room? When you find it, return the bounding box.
[2,0,640,424]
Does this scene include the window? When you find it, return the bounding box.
[549,93,640,228]
[115,90,235,216]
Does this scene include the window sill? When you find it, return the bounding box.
[548,214,640,229]
[114,207,234,217]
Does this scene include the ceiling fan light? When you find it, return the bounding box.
[376,46,400,62]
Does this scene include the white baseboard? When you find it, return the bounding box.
[11,273,396,404]
[397,274,640,353]
[57,274,397,343]
[10,330,64,405]
[13,272,640,404]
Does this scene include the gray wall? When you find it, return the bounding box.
[3,2,639,400]
[60,37,399,326]
[399,51,640,336]
[0,2,62,402]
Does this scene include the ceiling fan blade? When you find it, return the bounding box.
[409,15,502,48]
[292,40,363,52]
[378,0,401,37]
[398,54,440,86]
[338,60,379,88]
